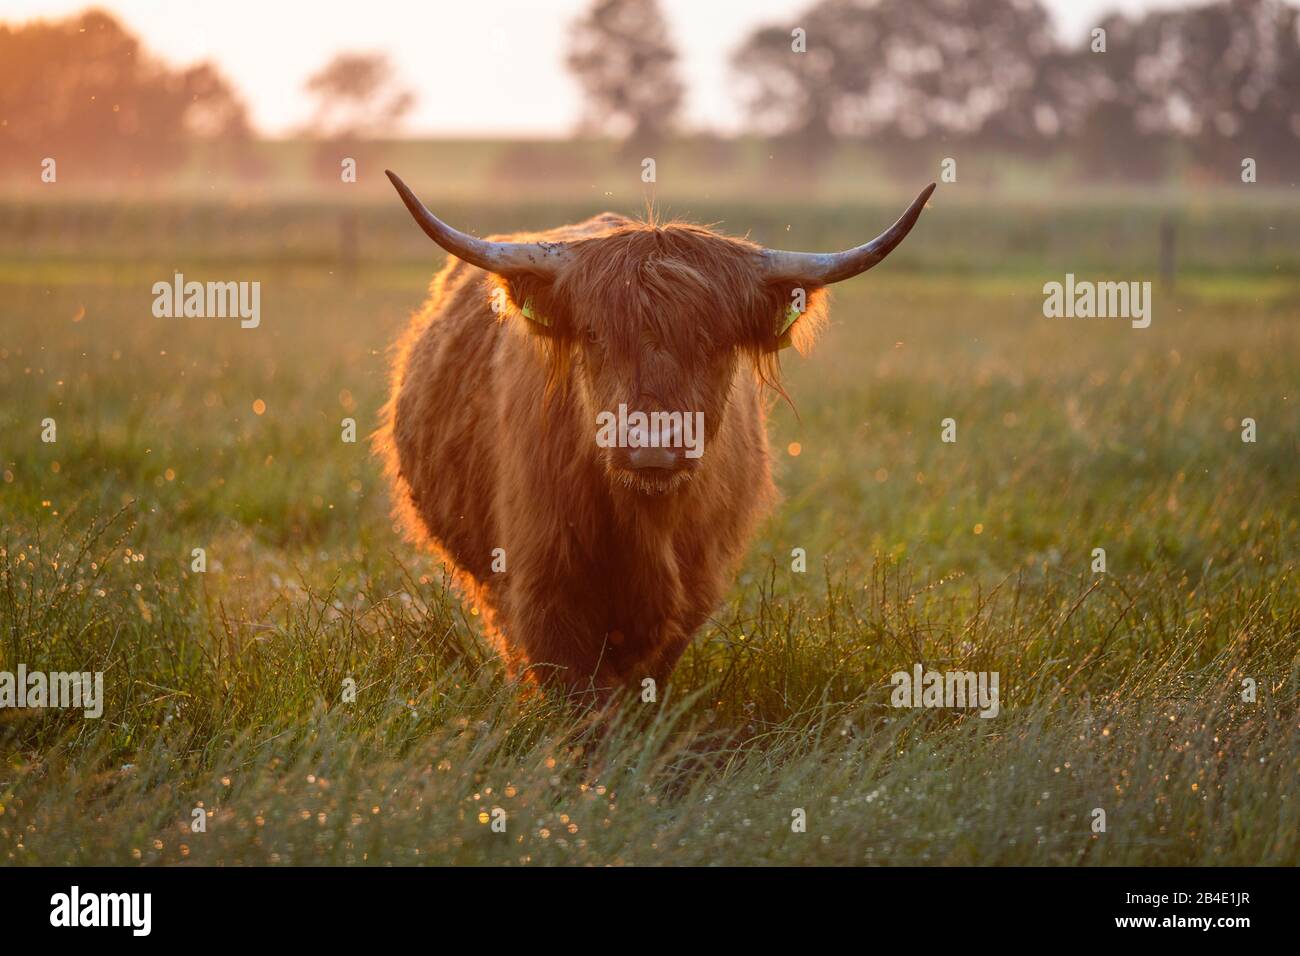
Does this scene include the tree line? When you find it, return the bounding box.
[0,9,413,181]
[572,0,1300,180]
[2,2,1297,182]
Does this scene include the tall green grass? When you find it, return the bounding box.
[0,204,1296,865]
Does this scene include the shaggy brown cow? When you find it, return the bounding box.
[377,170,933,698]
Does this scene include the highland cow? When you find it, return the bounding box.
[378,170,933,698]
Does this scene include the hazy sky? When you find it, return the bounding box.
[7,0,1180,136]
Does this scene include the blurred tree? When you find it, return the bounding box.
[566,0,684,151]
[1086,0,1300,180]
[1043,13,1176,181]
[730,19,841,149]
[1037,1,1300,181]
[1185,0,1300,171]
[302,52,416,183]
[734,0,1300,182]
[303,52,416,141]
[732,0,1062,153]
[0,9,251,179]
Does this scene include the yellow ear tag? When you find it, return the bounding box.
[776,304,801,350]
[521,298,550,328]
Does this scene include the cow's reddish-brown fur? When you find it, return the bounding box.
[376,212,828,696]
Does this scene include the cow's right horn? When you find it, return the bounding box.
[386,170,573,276]
[758,183,936,284]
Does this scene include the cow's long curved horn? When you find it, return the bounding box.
[386,170,572,275]
[759,183,936,284]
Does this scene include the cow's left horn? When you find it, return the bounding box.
[386,170,573,276]
[758,183,936,284]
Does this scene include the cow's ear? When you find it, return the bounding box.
[490,273,566,337]
[765,283,828,354]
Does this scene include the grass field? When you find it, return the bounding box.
[0,181,1297,865]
